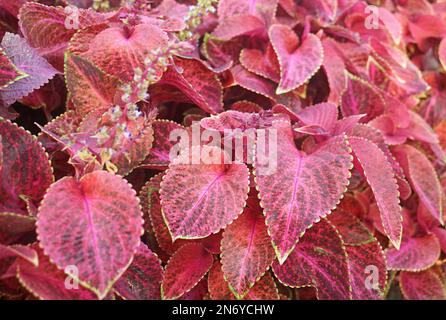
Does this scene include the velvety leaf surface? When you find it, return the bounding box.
[400,269,446,300]
[17,245,97,300]
[221,208,275,298]
[161,243,213,300]
[65,53,121,115]
[18,3,105,70]
[0,48,25,88]
[114,243,163,300]
[0,213,36,245]
[160,58,224,114]
[160,146,250,240]
[70,23,168,82]
[239,47,280,82]
[143,120,185,169]
[329,211,387,300]
[0,118,53,214]
[393,145,443,225]
[348,137,402,248]
[37,170,143,299]
[272,220,351,300]
[269,25,323,94]
[341,75,386,123]
[386,234,441,271]
[322,38,347,104]
[0,33,58,107]
[255,121,352,263]
[208,260,279,300]
[296,102,338,135]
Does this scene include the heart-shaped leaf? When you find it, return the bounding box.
[255,121,352,263]
[269,25,323,94]
[37,170,143,299]
[272,219,351,300]
[221,208,275,298]
[161,243,213,300]
[160,145,250,240]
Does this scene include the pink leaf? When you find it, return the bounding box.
[269,25,323,94]
[439,37,446,70]
[272,220,351,300]
[393,145,443,225]
[36,170,143,299]
[17,245,97,300]
[295,102,339,135]
[400,269,446,300]
[114,243,163,300]
[160,146,250,240]
[221,208,275,298]
[341,74,386,123]
[255,121,352,263]
[347,137,402,248]
[212,14,265,41]
[386,234,441,271]
[322,38,347,105]
[0,118,53,215]
[0,33,58,107]
[161,243,213,300]
[239,47,280,82]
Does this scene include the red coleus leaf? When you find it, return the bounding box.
[113,243,163,300]
[69,23,168,82]
[393,145,443,225]
[385,234,441,271]
[0,118,53,215]
[161,243,213,300]
[255,121,352,263]
[269,24,323,94]
[272,219,351,300]
[160,145,250,240]
[208,260,279,300]
[36,170,143,299]
[18,3,106,70]
[65,53,122,115]
[0,48,25,88]
[239,46,280,83]
[341,74,386,123]
[0,213,36,245]
[329,211,387,300]
[321,39,347,105]
[142,120,185,169]
[347,136,402,249]
[0,33,58,107]
[221,208,275,298]
[399,269,446,300]
[294,102,338,135]
[16,244,97,300]
[160,58,224,114]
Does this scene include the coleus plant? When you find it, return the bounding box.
[0,0,446,301]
